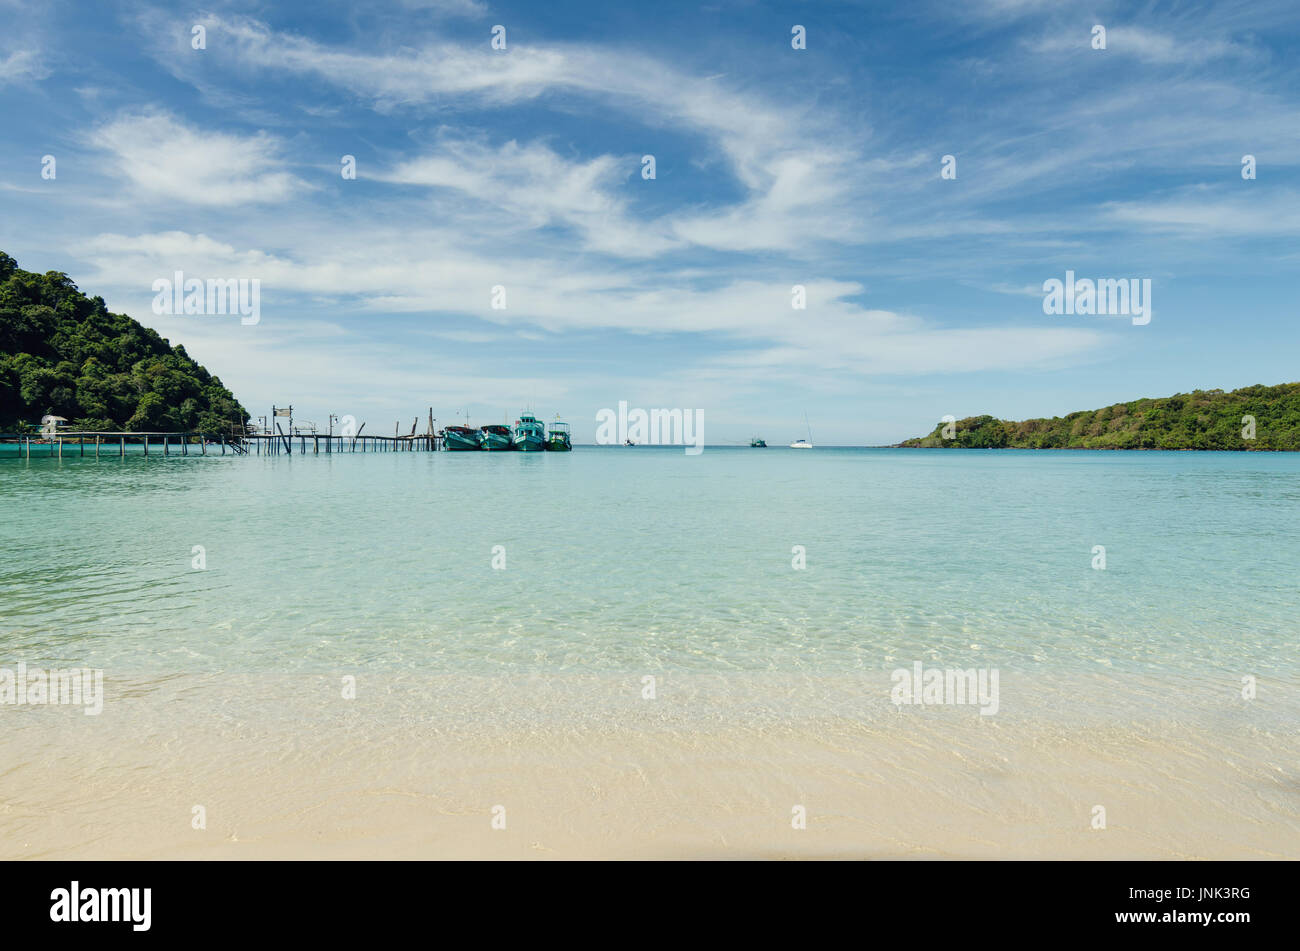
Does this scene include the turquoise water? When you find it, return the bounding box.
[2,445,1297,687]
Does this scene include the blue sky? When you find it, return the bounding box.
[1,0,1298,444]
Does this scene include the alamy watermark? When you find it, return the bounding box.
[1042,270,1150,325]
[890,662,999,715]
[50,882,150,931]
[1,663,104,715]
[595,401,704,454]
[152,271,261,325]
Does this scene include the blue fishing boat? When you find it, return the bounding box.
[513,414,545,452]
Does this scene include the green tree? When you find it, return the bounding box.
[0,252,249,431]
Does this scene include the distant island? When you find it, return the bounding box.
[0,252,248,433]
[897,383,1300,450]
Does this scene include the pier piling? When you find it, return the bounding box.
[7,422,444,459]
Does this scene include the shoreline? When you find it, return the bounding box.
[3,671,1295,860]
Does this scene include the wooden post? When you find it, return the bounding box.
[144,435,149,456]
[96,436,100,458]
[120,437,125,457]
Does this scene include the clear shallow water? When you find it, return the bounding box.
[2,446,1297,688]
[4,445,1299,859]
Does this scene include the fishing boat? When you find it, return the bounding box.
[442,425,484,451]
[480,424,515,451]
[750,436,767,447]
[790,414,814,449]
[513,413,546,452]
[545,420,572,452]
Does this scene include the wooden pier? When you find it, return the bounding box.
[1,407,449,457]
[1,431,247,458]
[242,432,441,454]
[0,431,442,456]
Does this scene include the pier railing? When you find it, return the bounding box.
[0,430,441,457]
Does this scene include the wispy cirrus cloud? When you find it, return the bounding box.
[136,10,863,255]
[3,0,1292,441]
[74,228,1107,380]
[377,137,680,258]
[1102,187,1300,235]
[0,48,49,84]
[1028,25,1261,63]
[397,0,488,15]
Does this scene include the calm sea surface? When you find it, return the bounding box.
[4,444,1300,859]
[2,445,1297,690]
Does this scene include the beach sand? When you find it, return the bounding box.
[2,672,1296,860]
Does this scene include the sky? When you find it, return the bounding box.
[1,0,1298,445]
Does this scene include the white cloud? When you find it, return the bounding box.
[378,137,679,257]
[0,48,48,84]
[1102,187,1300,236]
[74,230,1108,382]
[142,12,862,254]
[1030,25,1257,64]
[672,153,856,251]
[397,0,488,15]
[87,111,309,205]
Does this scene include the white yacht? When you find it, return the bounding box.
[790,414,814,448]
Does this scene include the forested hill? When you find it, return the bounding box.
[897,383,1300,450]
[0,252,248,432]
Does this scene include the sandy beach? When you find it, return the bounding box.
[4,671,1295,860]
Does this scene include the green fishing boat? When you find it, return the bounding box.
[480,424,515,451]
[750,436,767,447]
[546,421,572,451]
[513,413,546,452]
[442,425,483,451]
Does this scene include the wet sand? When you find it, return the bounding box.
[2,672,1296,859]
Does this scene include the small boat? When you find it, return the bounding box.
[750,436,767,447]
[624,439,635,446]
[480,424,515,451]
[513,414,546,452]
[442,425,483,451]
[790,414,814,448]
[546,421,572,452]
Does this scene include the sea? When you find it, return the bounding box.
[1,445,1297,858]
